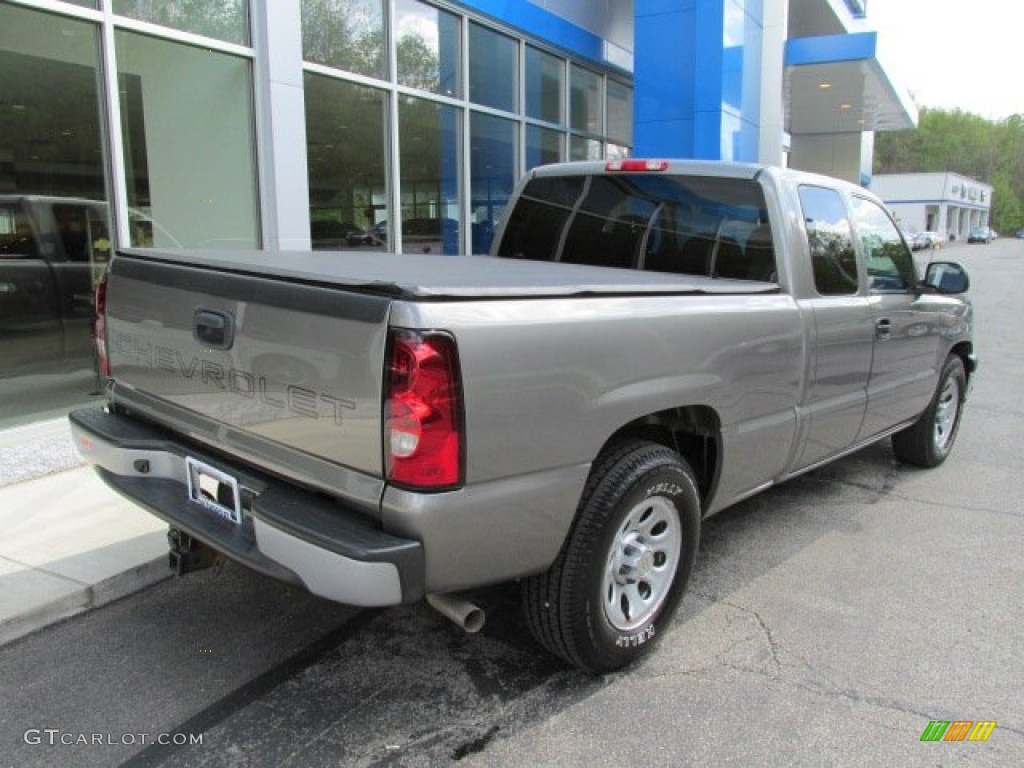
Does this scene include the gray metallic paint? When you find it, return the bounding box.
[88,161,974,597]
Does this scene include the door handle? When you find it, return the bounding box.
[875,317,892,340]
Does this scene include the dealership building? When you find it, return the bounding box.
[1,0,914,427]
[870,172,993,241]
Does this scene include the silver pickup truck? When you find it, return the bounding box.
[70,160,974,672]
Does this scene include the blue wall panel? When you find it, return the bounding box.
[459,0,607,66]
[634,0,764,161]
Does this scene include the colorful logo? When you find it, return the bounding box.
[920,721,996,742]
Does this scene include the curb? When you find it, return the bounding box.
[0,556,171,648]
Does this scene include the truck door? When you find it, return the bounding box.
[791,185,874,470]
[849,196,943,439]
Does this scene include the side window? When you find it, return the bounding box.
[798,185,858,295]
[52,204,93,263]
[850,196,916,292]
[0,204,38,259]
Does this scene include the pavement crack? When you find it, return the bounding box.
[720,600,784,681]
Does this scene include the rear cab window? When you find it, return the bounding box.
[496,171,777,282]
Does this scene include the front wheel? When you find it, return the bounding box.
[892,354,966,467]
[523,441,701,673]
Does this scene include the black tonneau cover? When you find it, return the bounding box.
[117,248,777,301]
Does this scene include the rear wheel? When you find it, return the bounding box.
[892,354,966,467]
[523,441,701,673]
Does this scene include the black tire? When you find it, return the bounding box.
[523,440,701,673]
[892,354,966,468]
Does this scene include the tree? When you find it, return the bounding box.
[875,108,1024,231]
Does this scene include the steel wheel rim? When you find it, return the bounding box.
[602,496,682,632]
[933,373,961,452]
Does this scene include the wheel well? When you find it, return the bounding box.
[950,341,974,384]
[603,406,720,505]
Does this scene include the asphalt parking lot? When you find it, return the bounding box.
[1,239,1022,767]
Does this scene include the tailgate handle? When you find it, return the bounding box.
[194,309,234,350]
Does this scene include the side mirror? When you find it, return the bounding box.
[922,261,969,294]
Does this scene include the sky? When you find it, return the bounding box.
[869,0,1021,120]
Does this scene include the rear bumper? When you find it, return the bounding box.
[69,407,423,606]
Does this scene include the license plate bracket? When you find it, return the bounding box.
[186,457,242,525]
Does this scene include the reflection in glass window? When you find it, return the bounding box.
[116,31,259,249]
[607,80,632,145]
[799,185,858,295]
[301,0,385,79]
[0,3,109,426]
[498,173,772,278]
[469,22,516,112]
[399,97,461,255]
[526,125,561,170]
[525,46,562,124]
[851,196,915,291]
[496,176,584,261]
[606,143,630,161]
[113,0,249,45]
[304,74,388,251]
[569,136,602,161]
[570,64,602,134]
[470,113,515,254]
[395,0,460,97]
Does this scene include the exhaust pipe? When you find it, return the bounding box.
[426,593,486,634]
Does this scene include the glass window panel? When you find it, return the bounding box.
[569,136,601,161]
[468,22,516,112]
[113,1,249,46]
[0,4,109,427]
[61,1,98,7]
[395,0,460,98]
[525,125,562,170]
[304,74,388,251]
[606,80,632,145]
[799,185,858,295]
[116,30,260,249]
[398,97,461,255]
[525,46,562,124]
[301,0,385,79]
[850,196,915,291]
[495,175,585,261]
[570,64,602,134]
[605,143,630,161]
[470,113,515,254]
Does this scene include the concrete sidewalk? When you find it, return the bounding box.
[0,418,170,646]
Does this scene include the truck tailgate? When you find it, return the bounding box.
[104,251,391,492]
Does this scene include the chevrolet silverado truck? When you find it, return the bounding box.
[69,160,975,673]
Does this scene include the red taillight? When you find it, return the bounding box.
[384,330,463,489]
[606,159,669,172]
[94,276,110,378]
